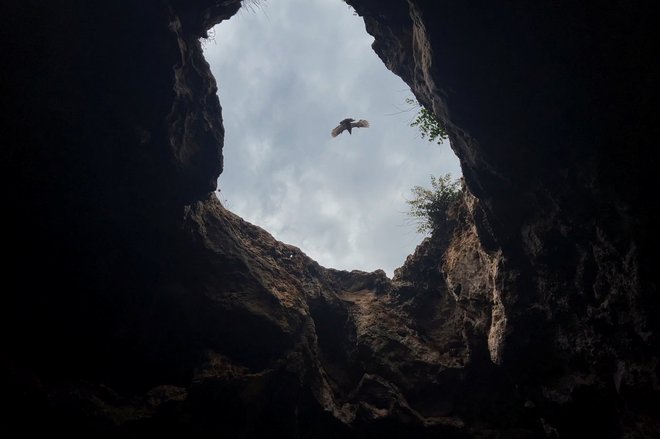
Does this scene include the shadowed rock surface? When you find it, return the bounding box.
[4,0,658,436]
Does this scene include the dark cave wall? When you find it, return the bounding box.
[4,0,659,436]
[348,0,660,435]
[4,0,238,391]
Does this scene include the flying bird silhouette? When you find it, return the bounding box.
[331,118,370,137]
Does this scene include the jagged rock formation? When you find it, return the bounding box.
[346,1,660,436]
[4,0,658,437]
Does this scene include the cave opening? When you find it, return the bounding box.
[203,0,461,276]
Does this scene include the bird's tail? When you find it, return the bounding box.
[354,119,369,128]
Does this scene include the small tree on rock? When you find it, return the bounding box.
[406,174,461,234]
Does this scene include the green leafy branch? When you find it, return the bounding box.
[406,173,461,234]
[406,98,448,144]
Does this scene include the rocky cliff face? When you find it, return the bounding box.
[4,0,658,437]
[347,1,660,436]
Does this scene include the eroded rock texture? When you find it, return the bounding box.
[347,0,660,436]
[4,0,658,437]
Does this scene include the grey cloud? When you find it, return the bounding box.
[205,0,461,276]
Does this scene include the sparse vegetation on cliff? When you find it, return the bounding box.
[406,174,460,234]
[406,98,448,144]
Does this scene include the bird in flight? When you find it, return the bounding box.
[331,118,370,137]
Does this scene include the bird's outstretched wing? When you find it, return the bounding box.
[352,119,369,129]
[331,118,369,137]
[331,124,346,137]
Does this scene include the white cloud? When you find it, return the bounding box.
[205,0,461,277]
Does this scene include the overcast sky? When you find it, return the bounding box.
[204,0,461,277]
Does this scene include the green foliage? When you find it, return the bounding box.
[406,98,448,144]
[406,174,461,234]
